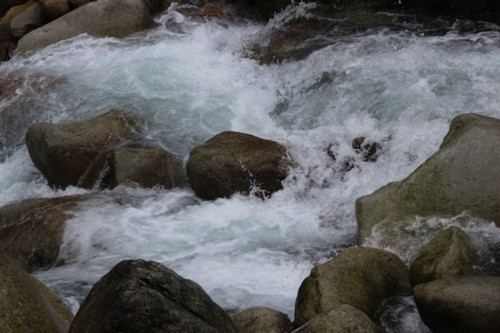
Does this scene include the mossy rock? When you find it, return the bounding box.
[0,252,73,333]
[356,113,500,244]
[294,247,410,327]
[409,226,476,286]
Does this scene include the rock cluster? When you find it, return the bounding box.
[26,110,182,190]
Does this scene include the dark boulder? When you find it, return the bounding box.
[294,247,410,327]
[414,276,500,333]
[186,131,290,200]
[0,195,82,272]
[69,259,239,333]
[231,306,292,333]
[409,226,476,286]
[25,110,142,189]
[0,252,73,333]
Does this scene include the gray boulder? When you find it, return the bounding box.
[356,113,500,244]
[26,110,142,189]
[16,0,156,54]
[294,247,410,327]
[291,304,378,333]
[231,307,292,333]
[69,259,239,333]
[186,131,290,200]
[409,226,476,286]
[414,276,500,333]
[0,252,74,333]
[0,195,82,272]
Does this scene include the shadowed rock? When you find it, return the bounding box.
[69,259,239,333]
[414,276,500,333]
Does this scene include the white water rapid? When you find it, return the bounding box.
[1,4,500,332]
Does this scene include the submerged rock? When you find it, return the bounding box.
[0,195,82,272]
[26,110,142,189]
[16,0,156,54]
[231,307,292,333]
[0,252,73,333]
[69,259,239,333]
[291,304,378,333]
[414,276,500,333]
[186,131,290,200]
[356,113,500,244]
[294,247,410,327]
[409,226,476,286]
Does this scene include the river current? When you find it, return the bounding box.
[1,4,500,332]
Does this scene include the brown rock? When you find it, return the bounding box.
[186,131,290,200]
[0,196,81,272]
[0,0,35,26]
[25,110,142,189]
[414,276,500,333]
[10,1,47,38]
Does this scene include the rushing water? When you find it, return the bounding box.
[1,3,500,331]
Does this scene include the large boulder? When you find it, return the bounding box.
[356,113,500,244]
[294,247,410,327]
[231,307,292,333]
[409,226,476,286]
[0,195,82,272]
[69,259,239,333]
[186,131,290,200]
[414,276,500,333]
[291,304,378,333]
[16,0,156,54]
[0,252,73,333]
[25,110,142,189]
[103,144,183,189]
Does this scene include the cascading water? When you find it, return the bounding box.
[1,3,500,331]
